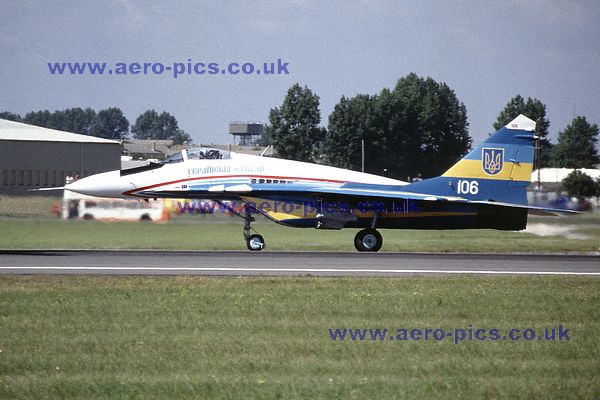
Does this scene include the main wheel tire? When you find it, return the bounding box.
[354,229,383,252]
[246,234,266,251]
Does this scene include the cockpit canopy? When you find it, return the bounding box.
[161,148,231,164]
[187,148,230,160]
[121,148,231,176]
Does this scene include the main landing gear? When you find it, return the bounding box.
[354,229,383,252]
[243,205,265,251]
[353,212,383,252]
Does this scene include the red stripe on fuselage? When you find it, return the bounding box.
[122,174,350,197]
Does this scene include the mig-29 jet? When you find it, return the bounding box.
[56,115,565,251]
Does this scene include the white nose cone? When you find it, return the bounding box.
[66,170,126,198]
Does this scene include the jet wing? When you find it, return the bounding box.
[222,182,578,215]
[167,179,577,216]
[299,184,466,202]
[182,181,462,202]
[220,181,463,201]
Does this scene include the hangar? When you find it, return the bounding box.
[0,119,120,195]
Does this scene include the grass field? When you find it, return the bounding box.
[0,275,598,399]
[1,197,599,398]
[0,214,599,252]
[1,195,598,252]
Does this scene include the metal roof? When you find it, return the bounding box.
[0,118,119,144]
[122,139,175,155]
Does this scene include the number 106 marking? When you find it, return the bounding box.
[457,180,479,195]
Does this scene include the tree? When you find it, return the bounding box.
[561,170,598,198]
[23,110,52,128]
[321,73,470,179]
[550,116,599,168]
[493,95,552,167]
[322,94,377,171]
[131,110,192,145]
[265,83,326,162]
[0,111,22,122]
[256,125,271,147]
[61,107,97,135]
[388,74,469,178]
[91,107,130,140]
[170,129,193,145]
[23,108,96,135]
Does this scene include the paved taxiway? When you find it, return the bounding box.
[0,251,598,276]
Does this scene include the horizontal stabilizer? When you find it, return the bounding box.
[470,200,579,215]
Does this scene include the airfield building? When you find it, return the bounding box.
[229,122,263,146]
[0,119,120,195]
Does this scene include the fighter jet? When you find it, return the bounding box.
[60,114,565,251]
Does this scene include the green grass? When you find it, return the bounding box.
[0,196,60,217]
[1,195,598,252]
[0,276,598,399]
[0,214,599,252]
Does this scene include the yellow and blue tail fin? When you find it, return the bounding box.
[408,115,536,205]
[442,114,535,183]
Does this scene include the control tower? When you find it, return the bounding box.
[229,122,263,146]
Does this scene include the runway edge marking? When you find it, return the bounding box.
[0,267,599,276]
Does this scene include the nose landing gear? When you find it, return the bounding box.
[246,233,265,251]
[243,205,265,251]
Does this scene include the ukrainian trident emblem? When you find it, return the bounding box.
[482,148,504,175]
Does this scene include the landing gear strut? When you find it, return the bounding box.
[354,229,383,252]
[243,205,265,251]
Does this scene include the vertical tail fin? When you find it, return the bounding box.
[441,114,536,204]
[407,115,537,205]
[442,114,536,181]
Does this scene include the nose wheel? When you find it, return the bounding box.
[243,205,265,251]
[246,234,265,251]
[354,228,383,252]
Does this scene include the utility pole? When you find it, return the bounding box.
[535,121,541,190]
[361,139,365,173]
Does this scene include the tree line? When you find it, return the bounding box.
[265,75,599,180]
[0,108,192,145]
[2,73,598,180]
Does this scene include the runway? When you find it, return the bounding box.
[0,250,598,277]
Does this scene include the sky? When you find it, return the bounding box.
[1,0,599,147]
